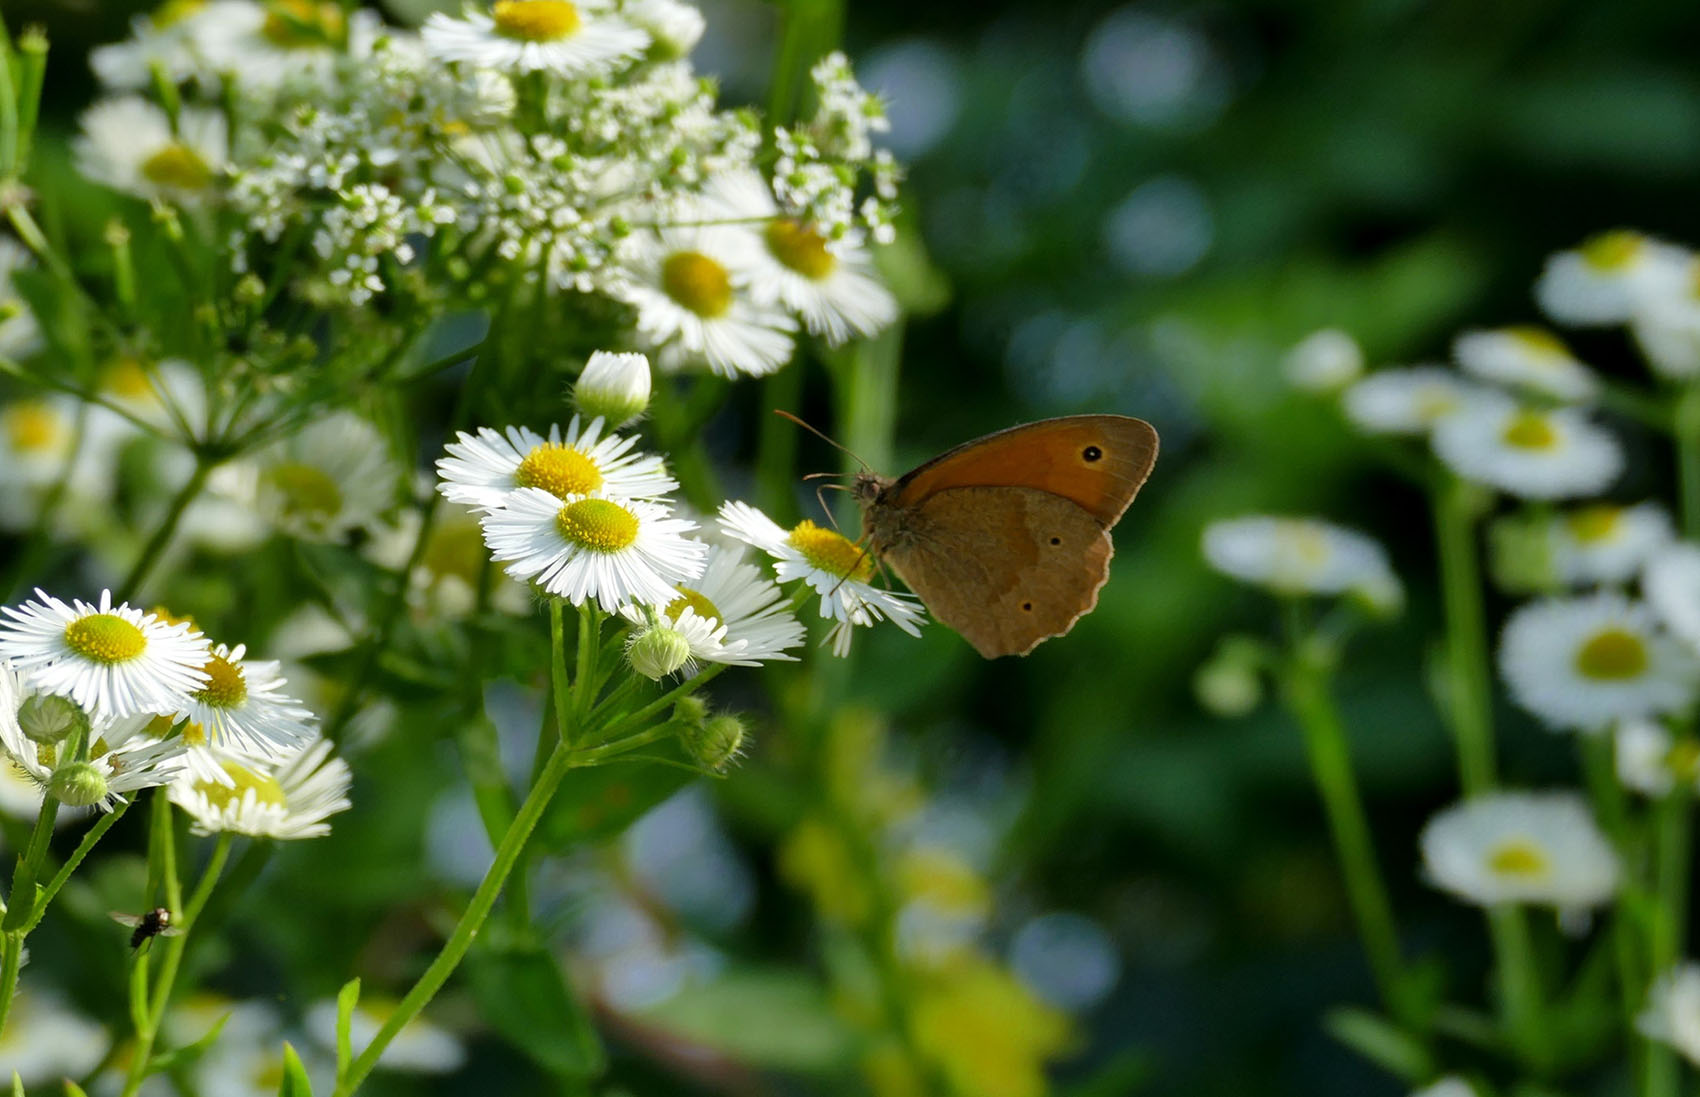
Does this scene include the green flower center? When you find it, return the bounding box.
[1486,838,1549,878]
[1502,410,1558,451]
[787,520,872,581]
[555,498,640,553]
[261,0,346,48]
[3,401,62,454]
[1566,505,1622,544]
[764,220,838,280]
[265,463,344,524]
[492,0,582,41]
[1580,230,1643,272]
[1505,326,1570,362]
[196,762,287,810]
[194,653,248,709]
[64,614,147,664]
[422,518,488,584]
[514,443,604,499]
[1575,627,1649,680]
[666,587,723,626]
[662,251,734,317]
[140,143,214,191]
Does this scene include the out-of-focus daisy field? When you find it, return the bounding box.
[8,1,1700,1096]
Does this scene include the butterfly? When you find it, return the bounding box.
[845,415,1159,658]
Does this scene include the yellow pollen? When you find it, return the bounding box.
[64,614,148,665]
[514,443,604,499]
[149,605,198,631]
[661,251,734,317]
[194,653,249,709]
[666,587,723,625]
[555,498,640,553]
[261,0,346,48]
[1505,326,1570,362]
[3,401,62,454]
[100,357,155,400]
[1487,839,1549,878]
[1575,627,1649,680]
[1580,230,1643,272]
[422,519,488,584]
[787,521,872,582]
[139,143,215,191]
[1502,409,1558,450]
[492,0,582,41]
[196,762,287,810]
[764,220,838,280]
[1566,505,1622,545]
[264,463,344,523]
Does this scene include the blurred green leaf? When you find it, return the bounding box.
[277,1043,313,1097]
[146,1012,230,1074]
[466,938,605,1078]
[635,969,855,1073]
[335,978,361,1075]
[1323,1006,1434,1082]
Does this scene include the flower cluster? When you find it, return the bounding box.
[0,589,348,836]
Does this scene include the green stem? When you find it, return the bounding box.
[122,457,213,600]
[549,600,573,744]
[1675,384,1700,539]
[23,799,130,933]
[1487,905,1547,1070]
[1645,789,1688,1097]
[569,724,676,765]
[573,605,601,735]
[597,664,728,743]
[1432,475,1496,795]
[756,365,805,519]
[333,741,576,1097]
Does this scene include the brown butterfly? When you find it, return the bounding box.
[841,415,1159,658]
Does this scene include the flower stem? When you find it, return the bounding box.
[1486,905,1548,1068]
[122,456,213,600]
[1432,476,1496,796]
[23,799,130,933]
[1674,384,1700,539]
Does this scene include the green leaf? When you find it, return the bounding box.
[335,978,362,1075]
[146,1012,231,1073]
[278,1043,314,1097]
[636,969,855,1073]
[1323,1006,1434,1082]
[60,1082,89,1097]
[466,938,604,1078]
[11,1072,22,1097]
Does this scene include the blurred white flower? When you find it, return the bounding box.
[0,989,108,1085]
[626,0,705,58]
[1453,327,1598,403]
[1535,230,1692,327]
[0,236,42,358]
[169,736,351,839]
[305,998,464,1073]
[1283,328,1363,393]
[1420,792,1620,909]
[1201,515,1401,609]
[1341,366,1477,435]
[1646,543,1700,659]
[249,412,399,541]
[1499,592,1697,733]
[1614,718,1700,797]
[1431,392,1622,500]
[74,96,228,204]
[1632,260,1700,379]
[365,496,533,619]
[1640,964,1700,1067]
[1548,502,1674,586]
[0,396,117,536]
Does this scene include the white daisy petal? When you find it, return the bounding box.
[1201,515,1401,608]
[1535,230,1693,327]
[73,96,228,205]
[1420,791,1620,909]
[1639,964,1700,1068]
[1341,366,1481,436]
[1548,502,1674,586]
[437,418,676,510]
[1453,327,1599,403]
[619,543,806,665]
[169,736,352,840]
[422,2,649,77]
[1431,391,1623,500]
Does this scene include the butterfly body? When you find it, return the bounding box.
[853,415,1159,658]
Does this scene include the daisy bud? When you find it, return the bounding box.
[672,695,710,728]
[48,762,108,808]
[686,714,747,771]
[1283,329,1363,394]
[1193,653,1261,719]
[574,351,651,429]
[17,694,90,747]
[626,623,692,681]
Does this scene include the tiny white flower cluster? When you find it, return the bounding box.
[74,0,903,372]
[0,589,349,837]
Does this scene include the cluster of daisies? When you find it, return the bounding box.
[0,589,349,839]
[74,0,900,374]
[438,350,923,673]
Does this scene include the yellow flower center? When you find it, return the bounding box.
[1505,326,1570,362]
[100,357,156,401]
[194,653,248,709]
[514,443,604,499]
[1415,390,1459,423]
[492,0,582,41]
[1501,409,1558,451]
[1566,505,1622,545]
[64,614,147,664]
[661,251,734,317]
[555,498,640,553]
[261,0,346,48]
[140,143,215,191]
[196,762,287,810]
[3,401,62,454]
[1580,230,1643,272]
[264,462,344,523]
[154,0,208,29]
[1575,627,1649,680]
[764,220,838,280]
[1487,838,1549,878]
[1667,739,1700,782]
[787,520,873,581]
[665,587,723,626]
[149,605,198,631]
[422,518,488,584]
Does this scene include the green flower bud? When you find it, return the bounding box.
[1488,510,1559,595]
[17,694,89,747]
[47,762,107,808]
[573,351,652,429]
[685,714,747,771]
[626,623,692,681]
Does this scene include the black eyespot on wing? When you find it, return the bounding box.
[1049,536,1061,546]
[1021,601,1033,611]
[1082,445,1103,462]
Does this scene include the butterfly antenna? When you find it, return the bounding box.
[773,409,873,474]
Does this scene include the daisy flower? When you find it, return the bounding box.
[188,0,381,92]
[481,488,707,609]
[1631,261,1700,379]
[169,736,352,839]
[249,411,399,541]
[614,224,798,379]
[1453,327,1599,403]
[0,590,208,721]
[0,236,42,358]
[1535,230,1692,327]
[1431,392,1623,500]
[718,501,925,656]
[73,96,228,205]
[1282,328,1363,393]
[437,418,675,511]
[1420,791,1620,909]
[1615,718,1700,797]
[177,642,317,754]
[619,544,807,667]
[422,1,649,77]
[1498,592,1698,733]
[1201,515,1402,609]
[1646,544,1700,658]
[305,998,465,1074]
[0,397,116,535]
[90,0,219,90]
[1548,502,1674,586]
[707,170,898,346]
[1640,965,1700,1068]
[1341,366,1477,435]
